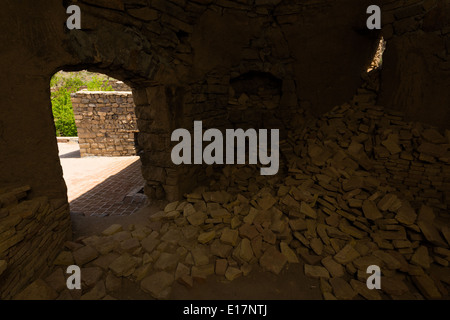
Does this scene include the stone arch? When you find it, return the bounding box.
[0,0,386,241]
[1,0,397,299]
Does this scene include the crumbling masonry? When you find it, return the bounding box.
[0,0,449,299]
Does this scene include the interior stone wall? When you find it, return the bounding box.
[1,0,448,298]
[72,91,138,157]
[0,0,383,203]
[0,186,71,299]
[379,0,450,128]
[109,81,131,91]
[301,103,450,215]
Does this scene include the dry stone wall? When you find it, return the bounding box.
[1,0,449,300]
[379,0,450,128]
[297,103,450,216]
[299,76,450,216]
[109,81,131,92]
[0,186,71,299]
[132,86,184,202]
[72,91,138,157]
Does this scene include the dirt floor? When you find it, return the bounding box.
[70,204,323,300]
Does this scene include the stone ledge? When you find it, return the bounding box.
[72,91,132,96]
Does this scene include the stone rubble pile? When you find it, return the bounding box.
[305,101,450,215]
[13,101,450,300]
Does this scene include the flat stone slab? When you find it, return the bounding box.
[412,275,442,299]
[198,230,216,244]
[352,255,383,271]
[220,228,239,246]
[280,242,299,263]
[14,279,58,300]
[161,228,183,244]
[81,267,103,288]
[381,277,409,296]
[73,246,98,266]
[321,256,344,277]
[187,211,207,226]
[120,238,140,253]
[304,264,330,279]
[210,239,232,258]
[334,244,360,264]
[259,246,287,275]
[238,238,254,262]
[350,279,382,300]
[106,272,122,292]
[93,252,120,270]
[191,247,209,266]
[95,237,119,255]
[372,250,402,270]
[141,237,160,253]
[215,259,227,276]
[395,205,417,225]
[141,271,174,299]
[175,263,190,280]
[80,281,106,300]
[109,254,138,277]
[239,224,259,240]
[410,246,430,269]
[225,267,242,281]
[330,278,357,300]
[300,202,317,219]
[102,224,123,236]
[154,252,179,271]
[418,221,448,248]
[258,194,277,211]
[362,200,383,220]
[53,251,74,266]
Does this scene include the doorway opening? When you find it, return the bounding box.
[51,70,147,217]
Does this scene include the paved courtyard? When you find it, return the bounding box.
[58,141,146,216]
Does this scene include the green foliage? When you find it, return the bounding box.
[51,75,84,137]
[62,75,84,91]
[50,74,59,88]
[52,89,78,137]
[50,73,113,137]
[86,75,113,91]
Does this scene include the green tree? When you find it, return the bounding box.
[51,75,83,137]
[50,72,114,137]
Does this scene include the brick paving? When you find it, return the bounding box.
[58,142,147,216]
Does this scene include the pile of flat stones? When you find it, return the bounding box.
[15,102,450,300]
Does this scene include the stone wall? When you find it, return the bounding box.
[109,81,131,92]
[319,104,450,215]
[72,91,138,157]
[0,0,384,204]
[306,77,450,216]
[379,0,450,128]
[61,0,381,201]
[0,186,71,299]
[372,121,450,214]
[1,0,449,299]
